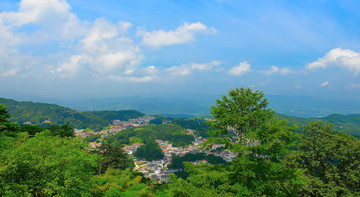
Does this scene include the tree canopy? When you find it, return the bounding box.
[287,121,360,196]
[180,87,307,196]
[0,132,98,196]
[134,140,164,161]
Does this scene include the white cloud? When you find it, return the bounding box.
[139,22,217,49]
[306,48,360,75]
[1,68,21,77]
[166,61,222,76]
[0,0,145,81]
[0,0,86,40]
[320,81,329,87]
[108,75,154,82]
[228,61,251,76]
[263,66,294,75]
[351,83,360,88]
[54,19,142,77]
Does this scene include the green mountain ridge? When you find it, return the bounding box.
[1,97,360,137]
[0,98,144,131]
[276,113,360,137]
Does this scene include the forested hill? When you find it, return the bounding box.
[276,113,360,137]
[1,97,360,136]
[0,98,143,131]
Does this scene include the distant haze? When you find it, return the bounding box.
[2,93,359,118]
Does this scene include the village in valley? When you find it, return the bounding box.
[74,115,237,183]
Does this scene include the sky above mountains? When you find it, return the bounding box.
[0,0,360,101]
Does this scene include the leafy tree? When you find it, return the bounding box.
[97,143,134,174]
[85,134,101,142]
[92,168,154,196]
[0,104,18,136]
[168,153,226,170]
[105,123,194,148]
[48,124,75,137]
[18,124,46,136]
[189,87,307,196]
[150,118,163,125]
[134,140,164,161]
[287,121,360,196]
[207,87,273,148]
[0,132,98,196]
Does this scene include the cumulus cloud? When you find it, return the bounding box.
[166,61,222,76]
[0,0,220,83]
[263,66,294,75]
[53,18,142,77]
[0,0,219,83]
[320,81,329,87]
[0,0,147,82]
[0,0,86,40]
[306,48,360,75]
[228,61,251,76]
[139,22,217,49]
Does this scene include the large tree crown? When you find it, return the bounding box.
[210,87,274,131]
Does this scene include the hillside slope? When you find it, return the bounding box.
[276,113,360,137]
[0,98,143,131]
[1,97,359,136]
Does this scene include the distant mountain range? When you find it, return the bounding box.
[1,97,360,137]
[4,93,360,118]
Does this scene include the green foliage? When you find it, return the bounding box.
[48,124,75,137]
[171,118,210,137]
[97,143,134,174]
[149,118,162,125]
[85,134,102,142]
[0,98,143,131]
[166,165,228,197]
[189,87,308,196]
[18,124,46,136]
[129,136,143,144]
[92,168,154,196]
[207,87,274,149]
[0,104,18,137]
[105,123,194,147]
[287,121,360,196]
[134,140,164,161]
[276,113,360,137]
[168,153,226,170]
[0,132,98,196]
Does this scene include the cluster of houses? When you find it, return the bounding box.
[73,117,237,183]
[125,132,237,183]
[110,116,156,133]
[74,115,155,138]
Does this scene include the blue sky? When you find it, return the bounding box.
[0,0,360,101]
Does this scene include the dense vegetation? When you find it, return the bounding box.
[3,97,360,137]
[1,87,360,196]
[276,113,360,137]
[0,98,143,131]
[105,124,195,147]
[134,140,164,161]
[0,104,154,196]
[168,153,226,169]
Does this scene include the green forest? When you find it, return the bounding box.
[2,97,360,137]
[1,87,360,196]
[0,98,144,131]
[104,123,194,147]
